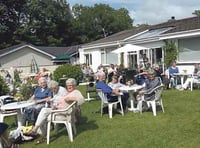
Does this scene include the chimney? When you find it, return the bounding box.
[171,16,175,20]
[168,16,176,22]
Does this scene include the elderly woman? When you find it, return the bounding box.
[23,77,52,124]
[134,70,161,113]
[25,78,84,143]
[108,75,129,112]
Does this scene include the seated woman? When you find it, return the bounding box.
[0,122,11,148]
[168,61,179,87]
[23,77,52,124]
[134,70,161,112]
[96,72,129,113]
[108,75,129,111]
[25,78,84,142]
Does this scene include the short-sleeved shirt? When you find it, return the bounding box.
[169,66,179,76]
[52,86,67,106]
[34,86,52,100]
[56,90,84,109]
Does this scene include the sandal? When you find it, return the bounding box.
[35,137,46,144]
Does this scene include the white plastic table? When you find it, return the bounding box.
[119,84,144,111]
[0,101,35,127]
[173,73,192,87]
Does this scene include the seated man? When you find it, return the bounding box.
[96,72,128,113]
[179,63,200,90]
[23,77,52,124]
[25,78,84,143]
[135,70,161,112]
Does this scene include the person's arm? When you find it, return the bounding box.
[34,96,52,104]
[145,78,160,93]
[64,90,84,105]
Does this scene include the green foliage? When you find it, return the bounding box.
[15,0,72,46]
[0,76,9,95]
[53,64,83,84]
[0,0,26,49]
[71,4,133,43]
[19,83,34,100]
[0,1,134,48]
[192,10,200,16]
[163,40,178,67]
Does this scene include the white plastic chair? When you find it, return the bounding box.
[96,89,124,119]
[143,85,164,116]
[190,75,200,91]
[0,95,17,122]
[46,101,77,144]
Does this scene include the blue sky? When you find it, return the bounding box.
[67,0,200,25]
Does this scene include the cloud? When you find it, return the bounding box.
[129,0,200,25]
[68,0,200,25]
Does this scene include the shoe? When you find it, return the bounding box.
[132,108,140,113]
[179,88,185,91]
[35,136,46,145]
[116,109,123,114]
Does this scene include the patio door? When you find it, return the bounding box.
[128,52,137,69]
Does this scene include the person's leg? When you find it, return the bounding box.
[0,130,11,148]
[182,78,192,89]
[121,93,129,110]
[32,107,52,133]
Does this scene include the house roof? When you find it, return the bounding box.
[0,43,79,58]
[81,16,200,48]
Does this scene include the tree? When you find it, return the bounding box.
[0,0,26,49]
[163,40,178,68]
[15,0,73,46]
[192,10,200,16]
[71,4,133,44]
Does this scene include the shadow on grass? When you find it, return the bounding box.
[49,116,98,142]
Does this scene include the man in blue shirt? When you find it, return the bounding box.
[96,72,128,112]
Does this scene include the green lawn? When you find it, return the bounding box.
[5,87,200,148]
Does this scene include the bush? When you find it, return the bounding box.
[53,64,83,85]
[0,76,9,95]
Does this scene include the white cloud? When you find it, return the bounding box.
[68,0,200,25]
[129,0,200,25]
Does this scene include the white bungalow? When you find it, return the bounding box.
[79,16,200,73]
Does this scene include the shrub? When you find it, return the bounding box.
[53,64,83,85]
[0,76,9,95]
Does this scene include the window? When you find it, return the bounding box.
[178,37,200,62]
[84,54,92,65]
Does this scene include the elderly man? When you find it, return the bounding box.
[96,72,128,113]
[25,78,84,143]
[135,70,161,113]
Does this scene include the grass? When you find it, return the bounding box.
[5,87,200,148]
